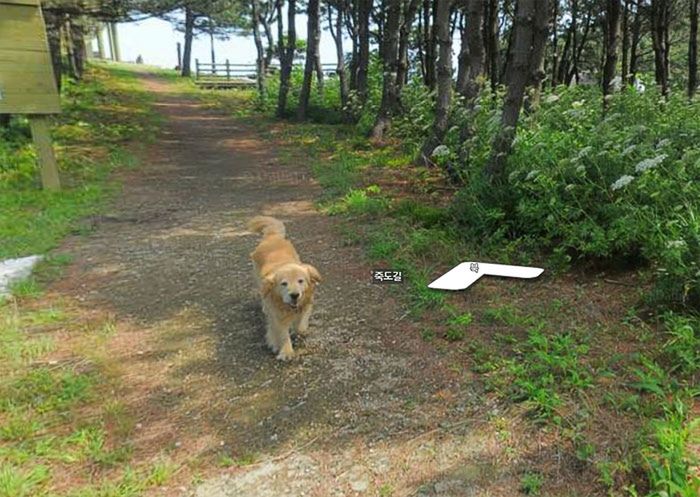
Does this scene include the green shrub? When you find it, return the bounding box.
[442,84,700,311]
[641,395,700,497]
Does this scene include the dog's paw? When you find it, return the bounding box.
[276,349,295,361]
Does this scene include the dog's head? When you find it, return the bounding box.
[262,263,321,309]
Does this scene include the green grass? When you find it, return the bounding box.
[0,296,179,496]
[0,64,181,497]
[519,471,544,495]
[0,63,159,260]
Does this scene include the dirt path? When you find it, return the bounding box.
[56,74,517,497]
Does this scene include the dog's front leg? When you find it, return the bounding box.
[275,324,294,361]
[265,314,294,360]
[295,303,314,336]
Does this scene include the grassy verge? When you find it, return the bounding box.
[0,64,181,496]
[0,63,159,260]
[195,86,698,496]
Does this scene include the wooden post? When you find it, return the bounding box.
[195,58,199,79]
[226,59,230,80]
[106,21,115,60]
[28,116,60,190]
[177,42,182,68]
[110,23,121,62]
[96,24,105,58]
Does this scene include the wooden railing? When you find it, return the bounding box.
[194,59,339,88]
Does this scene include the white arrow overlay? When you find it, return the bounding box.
[428,262,544,291]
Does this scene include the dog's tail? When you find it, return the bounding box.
[248,216,286,238]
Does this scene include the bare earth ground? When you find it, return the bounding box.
[48,73,555,496]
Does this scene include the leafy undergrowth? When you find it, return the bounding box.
[211,93,700,495]
[0,63,159,259]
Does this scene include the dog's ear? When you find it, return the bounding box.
[261,275,275,296]
[304,264,322,284]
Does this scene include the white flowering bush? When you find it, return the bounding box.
[447,84,700,309]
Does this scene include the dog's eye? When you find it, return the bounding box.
[281,281,288,287]
[298,279,304,284]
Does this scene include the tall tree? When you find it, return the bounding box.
[328,1,350,109]
[371,0,402,140]
[621,0,630,84]
[418,0,454,164]
[650,0,671,96]
[182,6,195,76]
[355,0,372,101]
[603,0,622,100]
[298,0,321,119]
[251,0,266,97]
[277,0,296,116]
[397,0,421,91]
[484,0,499,92]
[457,0,485,99]
[629,0,642,81]
[486,0,549,181]
[690,0,698,98]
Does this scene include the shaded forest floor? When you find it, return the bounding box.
[0,65,696,497]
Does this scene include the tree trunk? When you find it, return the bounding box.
[418,0,454,163]
[629,0,642,80]
[568,8,593,84]
[63,17,77,79]
[397,0,421,91]
[621,0,629,84]
[44,10,63,92]
[276,0,285,63]
[459,0,485,100]
[422,0,437,89]
[691,0,699,98]
[527,0,549,108]
[251,0,266,97]
[315,51,325,94]
[484,0,499,93]
[277,0,296,117]
[486,0,549,181]
[602,0,622,99]
[297,0,320,119]
[457,10,469,92]
[557,16,572,84]
[356,0,372,101]
[261,3,276,67]
[68,16,86,80]
[181,7,195,77]
[550,0,559,87]
[650,0,670,96]
[329,4,349,109]
[371,0,402,140]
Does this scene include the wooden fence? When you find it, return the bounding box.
[194,59,338,88]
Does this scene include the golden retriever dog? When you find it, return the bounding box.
[248,216,322,360]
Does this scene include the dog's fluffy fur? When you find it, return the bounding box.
[248,216,321,360]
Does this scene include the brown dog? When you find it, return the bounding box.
[248,216,321,360]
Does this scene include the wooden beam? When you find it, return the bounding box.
[28,115,60,190]
[110,23,121,61]
[96,23,105,58]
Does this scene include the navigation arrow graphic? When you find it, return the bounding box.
[428,262,544,291]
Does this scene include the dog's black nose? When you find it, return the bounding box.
[289,292,300,300]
